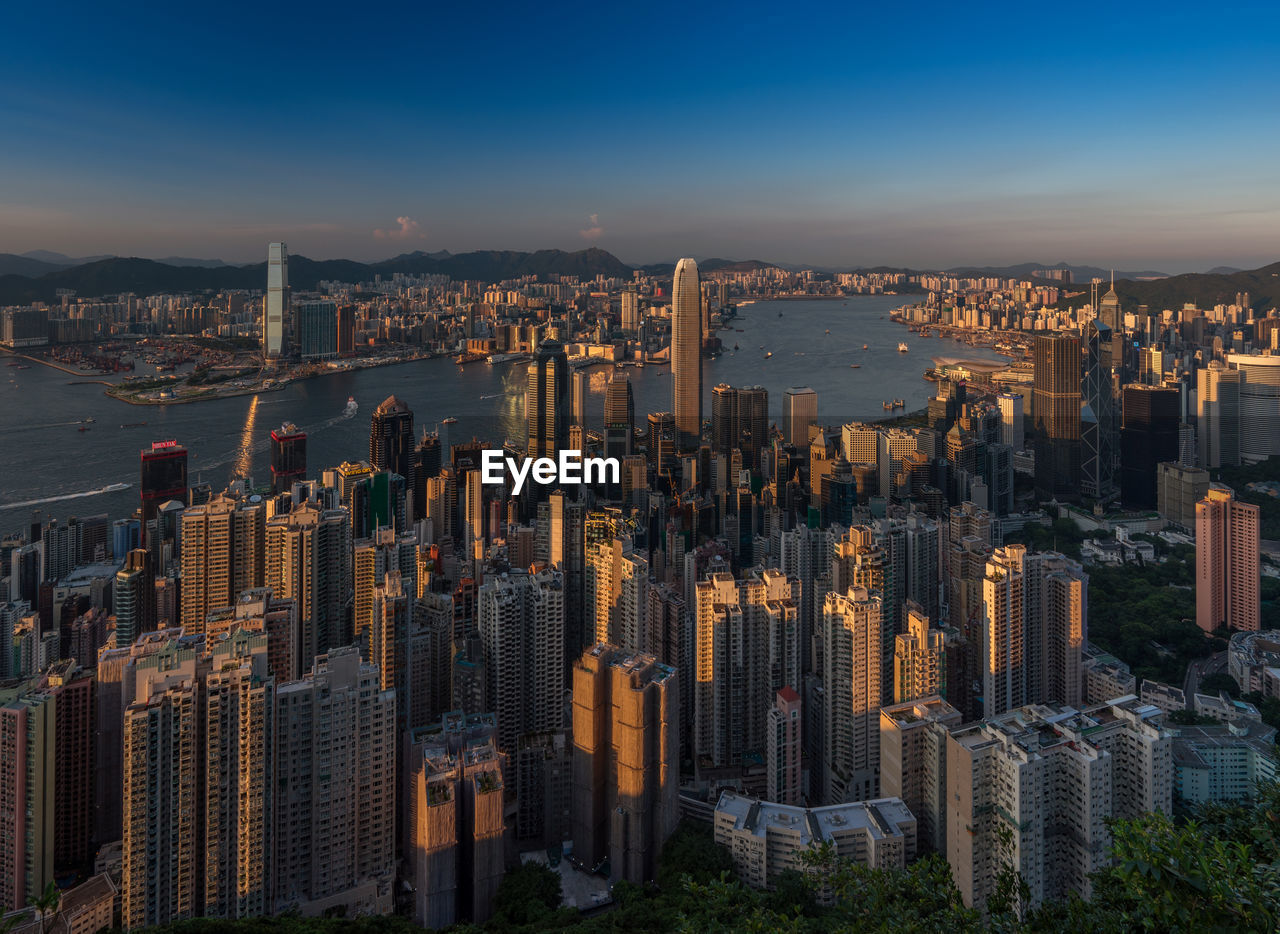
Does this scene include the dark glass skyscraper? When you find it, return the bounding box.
[270,422,307,494]
[647,412,677,480]
[710,383,768,471]
[1032,333,1081,500]
[1120,384,1181,509]
[370,395,416,493]
[603,374,634,460]
[139,440,188,522]
[525,339,569,459]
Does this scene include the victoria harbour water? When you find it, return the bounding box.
[0,295,1009,528]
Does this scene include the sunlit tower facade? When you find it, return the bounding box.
[671,258,702,451]
[264,241,289,359]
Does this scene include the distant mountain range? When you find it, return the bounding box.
[0,248,634,304]
[1,247,1275,312]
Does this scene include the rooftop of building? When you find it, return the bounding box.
[1172,720,1278,767]
[715,791,913,846]
[881,695,962,727]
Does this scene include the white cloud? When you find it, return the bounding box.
[374,216,426,240]
[579,213,604,240]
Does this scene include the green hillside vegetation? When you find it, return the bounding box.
[1054,261,1280,314]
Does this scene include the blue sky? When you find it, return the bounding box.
[2,0,1279,271]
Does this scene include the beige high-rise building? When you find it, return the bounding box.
[982,545,1085,718]
[585,537,649,653]
[571,644,678,884]
[272,646,396,916]
[894,601,946,703]
[946,699,1171,910]
[822,587,882,803]
[353,527,416,652]
[1196,485,1260,632]
[122,629,273,929]
[265,503,352,673]
[671,258,702,450]
[879,696,963,855]
[714,792,916,890]
[202,651,274,920]
[694,569,799,768]
[766,686,802,805]
[1157,461,1210,531]
[621,287,640,333]
[0,690,55,912]
[830,526,895,703]
[179,494,265,633]
[370,569,410,700]
[477,567,565,753]
[407,723,507,928]
[782,387,818,448]
[123,632,394,927]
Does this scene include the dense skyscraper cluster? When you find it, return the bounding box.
[0,247,1274,932]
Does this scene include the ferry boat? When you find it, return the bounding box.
[898,342,909,353]
[345,396,358,416]
[442,416,458,425]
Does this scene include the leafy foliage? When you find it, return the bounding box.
[491,861,566,928]
[1084,558,1206,685]
[1199,672,1240,695]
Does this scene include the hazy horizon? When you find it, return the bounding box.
[0,244,1268,278]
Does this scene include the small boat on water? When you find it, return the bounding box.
[862,344,869,350]
[764,351,773,358]
[442,416,458,425]
[850,363,861,368]
[344,396,358,416]
[898,342,909,353]
[78,425,90,432]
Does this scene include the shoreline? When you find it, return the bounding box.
[103,351,445,406]
[1,348,101,378]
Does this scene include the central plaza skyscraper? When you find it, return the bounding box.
[671,258,702,451]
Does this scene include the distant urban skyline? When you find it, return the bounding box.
[4,3,1280,271]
